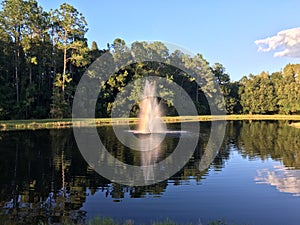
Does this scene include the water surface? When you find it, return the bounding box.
[0,121,300,225]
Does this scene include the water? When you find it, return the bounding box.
[1,121,300,224]
[137,80,165,134]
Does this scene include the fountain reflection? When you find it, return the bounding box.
[137,134,162,182]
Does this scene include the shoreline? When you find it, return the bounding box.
[0,115,300,131]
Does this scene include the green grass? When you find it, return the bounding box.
[87,217,118,225]
[85,217,248,225]
[1,114,300,131]
[0,216,253,225]
[72,217,245,225]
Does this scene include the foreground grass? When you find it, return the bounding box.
[56,217,246,225]
[0,216,249,225]
[1,114,300,131]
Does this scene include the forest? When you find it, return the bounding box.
[0,0,299,120]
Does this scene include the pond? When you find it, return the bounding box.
[0,121,300,225]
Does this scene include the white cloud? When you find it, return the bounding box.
[255,27,300,58]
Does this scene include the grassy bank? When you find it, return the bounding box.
[1,115,300,131]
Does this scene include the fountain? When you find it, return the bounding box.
[135,80,166,134]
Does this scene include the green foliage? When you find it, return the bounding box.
[88,217,118,225]
[0,76,14,119]
[95,39,224,117]
[54,73,72,88]
[0,0,98,119]
[211,63,241,114]
[239,64,300,115]
[240,72,277,114]
[276,64,300,114]
[51,2,90,97]
[50,87,70,118]
[0,1,299,120]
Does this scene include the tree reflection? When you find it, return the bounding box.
[1,121,299,223]
[233,121,300,168]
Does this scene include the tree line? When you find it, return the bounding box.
[0,0,299,120]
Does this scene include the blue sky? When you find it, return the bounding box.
[39,0,300,81]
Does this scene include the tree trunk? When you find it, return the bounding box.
[29,63,32,85]
[14,29,21,104]
[62,34,67,93]
[62,46,67,93]
[15,57,19,103]
[15,43,20,104]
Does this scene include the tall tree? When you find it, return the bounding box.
[0,24,14,118]
[50,3,89,118]
[51,3,88,93]
[0,0,27,104]
[21,0,47,118]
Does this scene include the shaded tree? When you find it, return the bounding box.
[0,0,28,105]
[211,63,241,114]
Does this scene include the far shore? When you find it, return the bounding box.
[0,114,300,131]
